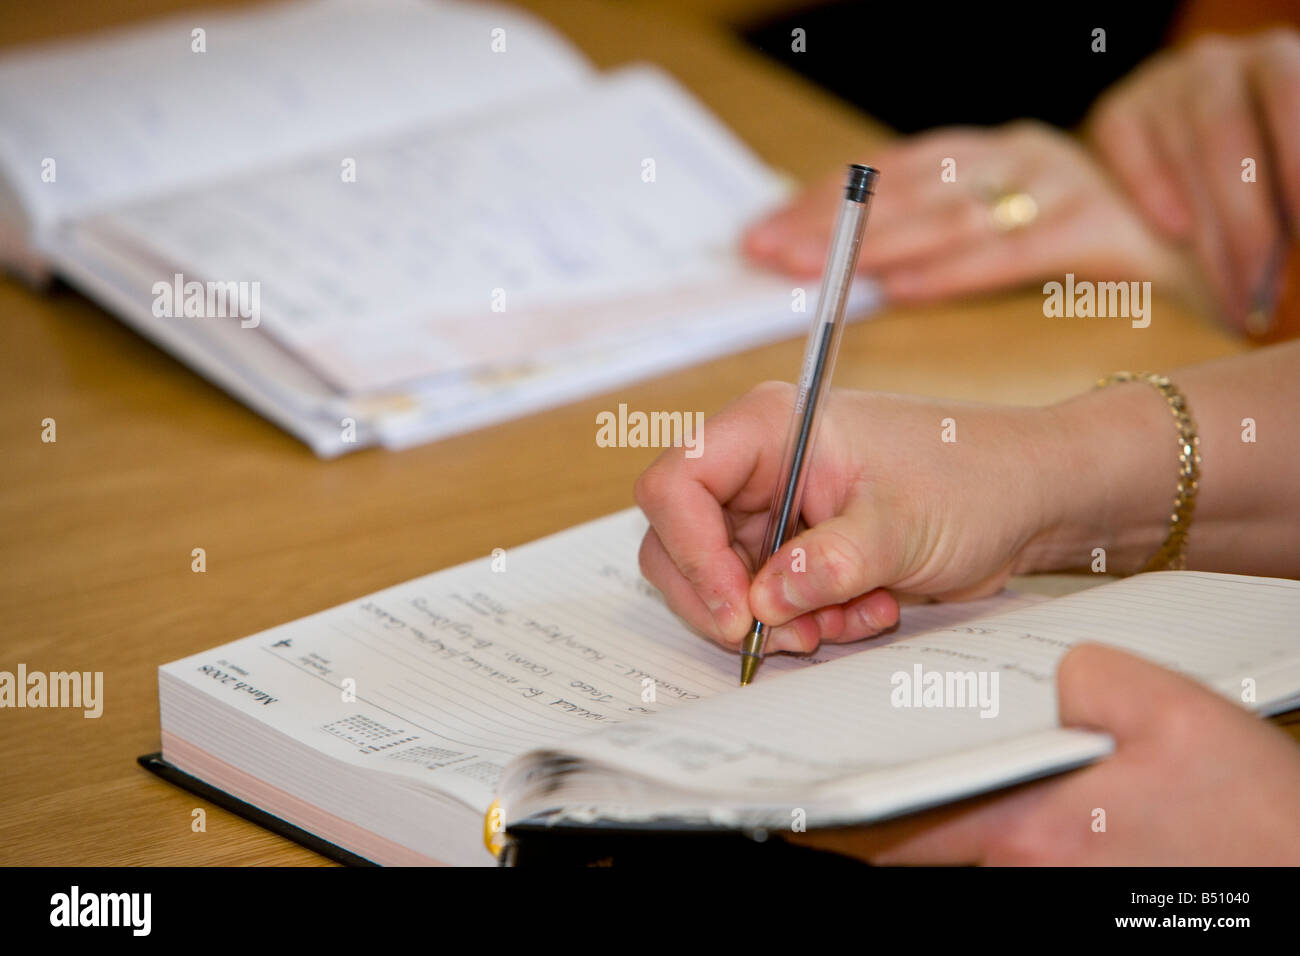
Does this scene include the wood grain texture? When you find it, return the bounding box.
[0,0,1269,866]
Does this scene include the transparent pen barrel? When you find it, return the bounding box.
[757,195,870,565]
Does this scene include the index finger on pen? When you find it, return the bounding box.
[635,387,799,623]
[634,466,754,646]
[633,396,786,641]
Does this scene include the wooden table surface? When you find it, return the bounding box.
[0,0,1257,865]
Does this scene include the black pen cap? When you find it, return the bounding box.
[845,164,878,203]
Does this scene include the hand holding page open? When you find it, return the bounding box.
[740,164,878,684]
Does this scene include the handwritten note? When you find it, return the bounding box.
[159,509,1036,818]
[85,67,791,392]
[0,0,590,234]
[506,572,1300,826]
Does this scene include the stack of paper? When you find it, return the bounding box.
[0,0,876,455]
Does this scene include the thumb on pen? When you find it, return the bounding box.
[748,512,899,639]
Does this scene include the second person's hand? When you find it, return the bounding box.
[1086,30,1300,334]
[742,122,1210,310]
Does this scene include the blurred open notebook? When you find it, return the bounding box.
[0,0,871,455]
[149,509,1300,866]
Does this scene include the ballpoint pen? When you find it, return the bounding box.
[739,163,878,686]
[1246,229,1291,338]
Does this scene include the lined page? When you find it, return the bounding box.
[82,65,791,393]
[507,572,1300,821]
[159,508,1037,815]
[54,59,875,454]
[0,0,590,235]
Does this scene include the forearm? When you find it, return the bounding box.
[1026,341,1300,577]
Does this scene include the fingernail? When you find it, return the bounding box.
[781,572,806,613]
[792,238,826,271]
[760,570,803,617]
[706,598,735,639]
[882,271,919,298]
[1154,190,1190,235]
[1245,307,1275,337]
[748,224,779,254]
[855,603,880,635]
[768,623,805,652]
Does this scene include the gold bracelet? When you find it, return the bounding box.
[1095,372,1201,572]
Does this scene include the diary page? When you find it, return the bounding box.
[514,572,1300,822]
[160,508,1036,814]
[82,66,795,392]
[0,0,591,236]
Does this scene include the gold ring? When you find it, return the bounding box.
[989,191,1039,232]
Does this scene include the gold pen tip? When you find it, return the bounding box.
[739,654,758,686]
